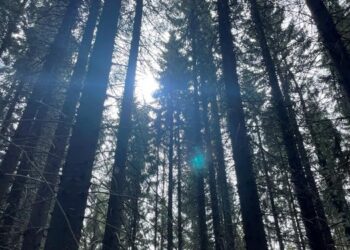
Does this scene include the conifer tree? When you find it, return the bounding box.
[102,0,143,248]
[43,0,122,248]
[216,0,268,248]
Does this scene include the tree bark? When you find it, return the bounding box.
[201,82,224,250]
[291,74,350,242]
[102,1,143,248]
[255,122,284,250]
[166,98,174,250]
[249,0,335,248]
[305,0,350,100]
[187,2,209,249]
[175,114,183,250]
[21,0,101,248]
[277,67,335,248]
[0,0,83,205]
[216,0,268,249]
[43,0,122,248]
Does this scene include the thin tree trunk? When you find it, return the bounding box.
[21,0,101,248]
[206,58,236,250]
[209,83,236,249]
[153,110,162,250]
[175,113,183,250]
[188,2,209,249]
[278,68,335,248]
[43,0,122,248]
[305,0,350,100]
[130,154,142,250]
[248,0,334,248]
[255,123,284,250]
[201,85,224,250]
[284,172,305,250]
[102,1,143,248]
[160,157,166,250]
[154,150,160,250]
[166,98,174,250]
[216,0,268,249]
[291,74,350,242]
[278,149,306,250]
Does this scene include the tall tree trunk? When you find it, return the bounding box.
[283,168,306,250]
[160,157,166,250]
[248,0,334,248]
[205,73,236,249]
[277,67,335,248]
[188,2,209,249]
[21,0,101,248]
[0,1,101,246]
[291,74,350,242]
[175,114,183,250]
[154,153,160,250]
[216,0,268,249]
[193,4,224,247]
[130,152,142,250]
[201,84,224,250]
[153,110,162,250]
[211,96,236,250]
[166,98,174,250]
[255,122,284,250]
[0,0,83,204]
[43,0,122,248]
[102,1,143,249]
[203,49,236,250]
[305,0,350,100]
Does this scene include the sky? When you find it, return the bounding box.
[135,69,159,104]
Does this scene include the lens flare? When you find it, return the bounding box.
[191,150,205,170]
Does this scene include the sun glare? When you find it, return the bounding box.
[136,71,159,104]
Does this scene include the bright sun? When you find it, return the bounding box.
[135,70,159,104]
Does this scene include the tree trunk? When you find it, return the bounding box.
[175,114,183,250]
[204,50,236,250]
[130,150,142,250]
[153,110,162,250]
[201,84,224,250]
[166,98,174,250]
[216,0,268,249]
[188,3,209,249]
[0,0,83,204]
[43,0,122,248]
[249,0,334,248]
[305,0,350,100]
[153,155,160,250]
[291,74,350,242]
[277,67,335,248]
[255,122,284,250]
[283,167,306,250]
[21,0,101,248]
[102,1,143,249]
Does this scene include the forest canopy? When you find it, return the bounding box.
[0,0,350,249]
